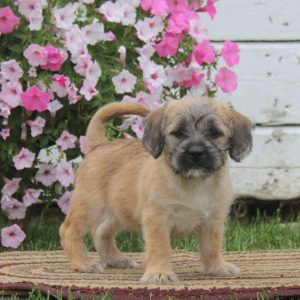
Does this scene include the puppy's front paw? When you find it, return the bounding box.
[72,261,104,273]
[104,256,138,269]
[204,261,240,277]
[140,271,178,283]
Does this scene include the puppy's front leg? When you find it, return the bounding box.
[141,207,178,283]
[196,222,240,276]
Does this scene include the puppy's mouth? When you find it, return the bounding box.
[169,149,224,179]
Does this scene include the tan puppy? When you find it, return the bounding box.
[59,96,253,283]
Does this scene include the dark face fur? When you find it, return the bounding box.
[143,97,253,179]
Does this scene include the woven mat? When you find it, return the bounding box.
[1,250,300,299]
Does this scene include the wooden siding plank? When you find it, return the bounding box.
[204,0,300,41]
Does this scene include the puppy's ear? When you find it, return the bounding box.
[228,106,254,162]
[143,107,165,158]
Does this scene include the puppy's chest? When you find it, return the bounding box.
[167,190,218,236]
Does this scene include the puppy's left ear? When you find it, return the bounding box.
[228,106,254,162]
[143,107,165,159]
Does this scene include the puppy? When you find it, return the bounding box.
[59,96,253,283]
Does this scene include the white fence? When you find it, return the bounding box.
[206,0,300,200]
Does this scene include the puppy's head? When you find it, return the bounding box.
[143,96,253,178]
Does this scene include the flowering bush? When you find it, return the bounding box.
[0,0,240,249]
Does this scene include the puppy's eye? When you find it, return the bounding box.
[171,130,188,139]
[209,129,223,139]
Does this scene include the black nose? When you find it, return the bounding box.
[187,145,205,159]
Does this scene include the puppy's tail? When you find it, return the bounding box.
[86,102,150,152]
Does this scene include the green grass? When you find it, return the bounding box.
[11,212,300,252]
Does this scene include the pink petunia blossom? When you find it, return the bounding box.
[118,2,136,26]
[82,20,105,45]
[166,0,189,13]
[50,75,70,98]
[98,1,122,23]
[122,91,161,111]
[1,224,26,248]
[215,67,238,93]
[23,188,41,207]
[23,44,47,67]
[56,130,77,151]
[86,61,101,84]
[188,16,208,42]
[56,161,75,187]
[1,178,21,197]
[41,45,66,72]
[79,135,87,154]
[74,55,92,77]
[67,84,81,104]
[35,164,57,186]
[28,67,37,77]
[180,71,204,88]
[27,116,46,137]
[13,148,35,170]
[0,6,20,34]
[155,34,181,57]
[21,85,51,112]
[57,191,72,214]
[141,0,169,16]
[118,46,126,66]
[135,16,164,43]
[112,70,137,94]
[193,39,215,65]
[105,31,116,42]
[205,0,217,19]
[131,117,145,139]
[2,197,26,220]
[1,81,22,108]
[1,59,23,81]
[0,100,11,119]
[0,128,10,140]
[17,0,42,18]
[167,12,190,35]
[221,40,240,67]
[79,79,98,101]
[27,14,43,31]
[53,3,77,30]
[48,99,63,116]
[141,59,166,92]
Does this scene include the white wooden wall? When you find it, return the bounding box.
[205,0,300,200]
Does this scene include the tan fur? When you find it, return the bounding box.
[60,96,251,282]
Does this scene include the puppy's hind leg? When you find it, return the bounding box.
[60,205,103,273]
[94,214,138,269]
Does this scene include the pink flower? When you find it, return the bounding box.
[112,70,137,94]
[35,164,57,186]
[74,55,92,77]
[123,91,161,111]
[28,67,37,77]
[23,44,47,67]
[167,12,190,35]
[188,16,208,42]
[135,16,164,43]
[56,130,77,150]
[50,75,70,98]
[0,6,20,34]
[0,128,10,140]
[17,0,42,18]
[118,46,126,66]
[13,148,35,170]
[155,34,181,57]
[56,161,74,187]
[41,45,66,72]
[215,67,238,93]
[180,72,204,88]
[205,0,217,19]
[131,117,145,139]
[27,116,46,137]
[141,0,169,16]
[166,0,189,13]
[21,85,51,112]
[105,31,116,42]
[1,81,22,108]
[2,197,26,220]
[1,59,23,81]
[0,99,11,118]
[221,40,240,67]
[57,191,72,214]
[1,224,26,248]
[67,84,81,104]
[79,79,98,101]
[82,20,105,45]
[86,61,101,84]
[193,40,215,65]
[53,3,76,30]
[1,178,21,197]
[79,135,87,154]
[48,99,63,116]
[23,188,41,207]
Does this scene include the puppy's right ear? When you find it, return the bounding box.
[143,107,165,158]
